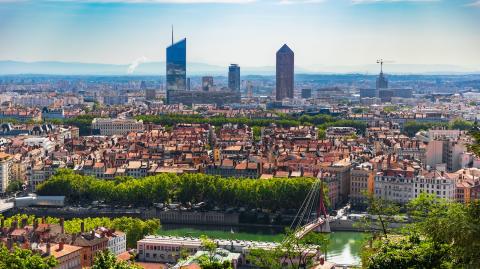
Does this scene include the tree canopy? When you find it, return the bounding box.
[36,169,316,211]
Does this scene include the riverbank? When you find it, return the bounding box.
[157,224,369,266]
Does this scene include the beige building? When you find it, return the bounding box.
[91,118,144,136]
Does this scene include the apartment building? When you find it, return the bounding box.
[91,118,144,136]
[0,153,12,193]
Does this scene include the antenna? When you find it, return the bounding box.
[377,59,395,73]
[377,59,384,73]
[171,25,174,45]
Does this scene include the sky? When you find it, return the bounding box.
[0,0,479,72]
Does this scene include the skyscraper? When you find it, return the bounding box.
[166,38,186,92]
[202,76,214,92]
[228,64,240,92]
[376,63,388,89]
[276,44,294,101]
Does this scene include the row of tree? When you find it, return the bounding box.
[134,114,368,134]
[36,169,316,211]
[403,118,475,137]
[1,214,160,248]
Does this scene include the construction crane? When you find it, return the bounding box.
[376,59,395,73]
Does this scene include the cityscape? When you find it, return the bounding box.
[0,0,480,269]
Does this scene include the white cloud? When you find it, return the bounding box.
[127,56,147,74]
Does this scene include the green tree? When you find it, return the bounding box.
[248,229,329,269]
[92,250,141,269]
[6,179,24,193]
[0,246,58,269]
[359,192,400,238]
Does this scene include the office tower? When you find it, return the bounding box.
[186,78,191,91]
[247,81,253,98]
[376,65,388,90]
[166,38,187,91]
[301,88,312,99]
[202,76,214,92]
[140,81,147,90]
[360,88,377,98]
[145,89,156,100]
[228,64,241,92]
[276,44,294,101]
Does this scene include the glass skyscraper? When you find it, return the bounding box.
[166,38,186,91]
[228,64,241,92]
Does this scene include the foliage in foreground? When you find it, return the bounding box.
[0,246,58,269]
[1,214,160,248]
[37,169,316,211]
[361,193,480,268]
[92,250,141,269]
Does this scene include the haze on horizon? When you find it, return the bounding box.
[0,0,479,73]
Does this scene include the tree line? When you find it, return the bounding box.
[135,114,368,134]
[36,169,316,212]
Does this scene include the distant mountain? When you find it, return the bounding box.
[0,60,478,76]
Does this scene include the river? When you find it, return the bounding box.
[157,224,368,266]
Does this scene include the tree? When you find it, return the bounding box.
[361,234,453,269]
[248,229,329,269]
[195,236,233,269]
[361,195,480,268]
[92,250,142,269]
[6,179,24,193]
[0,246,58,269]
[359,192,400,238]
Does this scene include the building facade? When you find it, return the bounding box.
[91,118,144,136]
[228,64,241,92]
[276,44,294,101]
[166,38,187,92]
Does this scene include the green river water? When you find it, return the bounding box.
[157,225,368,265]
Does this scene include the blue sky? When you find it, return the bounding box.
[0,0,479,70]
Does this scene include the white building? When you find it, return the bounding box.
[413,170,458,200]
[0,153,12,193]
[91,118,144,136]
[95,227,126,255]
[374,168,416,205]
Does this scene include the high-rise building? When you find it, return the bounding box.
[301,88,312,99]
[166,38,186,92]
[228,64,241,92]
[145,89,156,100]
[276,44,294,101]
[186,78,191,91]
[376,67,388,89]
[202,76,214,92]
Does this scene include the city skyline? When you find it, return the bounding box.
[0,0,479,72]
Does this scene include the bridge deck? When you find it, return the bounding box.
[295,218,327,239]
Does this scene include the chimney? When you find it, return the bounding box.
[7,236,13,250]
[80,222,84,233]
[58,238,65,251]
[60,218,64,234]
